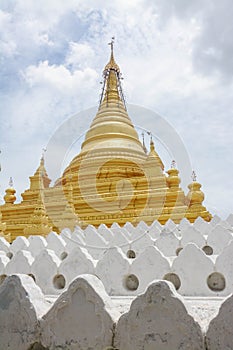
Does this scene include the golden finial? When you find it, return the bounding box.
[171,160,176,169]
[41,148,46,165]
[141,132,147,154]
[147,131,152,143]
[9,177,13,188]
[99,37,127,109]
[104,36,120,72]
[149,133,155,152]
[108,36,115,56]
[191,170,197,182]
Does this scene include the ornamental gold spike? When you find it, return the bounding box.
[9,177,13,187]
[141,132,147,154]
[105,36,119,72]
[191,170,197,182]
[171,160,176,169]
[99,38,126,109]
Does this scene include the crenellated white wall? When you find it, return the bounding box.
[1,274,233,349]
[0,215,233,298]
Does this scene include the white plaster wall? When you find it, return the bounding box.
[0,274,49,350]
[194,217,211,233]
[178,217,191,231]
[41,274,120,350]
[97,223,114,241]
[60,227,72,243]
[31,249,61,295]
[0,255,9,274]
[207,225,233,254]
[0,237,10,253]
[28,235,47,257]
[59,246,95,285]
[130,246,170,294]
[65,230,86,253]
[2,216,233,298]
[115,280,205,350]
[206,294,233,349]
[180,226,205,248]
[95,247,130,295]
[215,240,233,296]
[210,214,221,226]
[130,233,154,255]
[10,236,29,254]
[46,231,66,259]
[172,243,214,296]
[155,231,179,256]
[2,272,233,348]
[147,224,161,240]
[5,250,34,275]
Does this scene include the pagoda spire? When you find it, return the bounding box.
[30,154,51,190]
[79,40,146,160]
[148,137,164,170]
[104,37,120,72]
[99,37,126,108]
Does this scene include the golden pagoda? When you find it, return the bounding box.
[0,42,212,240]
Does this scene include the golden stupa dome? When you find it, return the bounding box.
[64,40,146,178]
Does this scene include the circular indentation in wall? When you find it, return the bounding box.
[53,274,66,290]
[176,247,183,256]
[28,274,36,282]
[124,274,139,291]
[163,273,181,290]
[127,250,136,259]
[60,251,68,260]
[207,272,225,292]
[0,274,7,285]
[6,252,13,259]
[202,245,213,255]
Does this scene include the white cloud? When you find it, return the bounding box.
[23,60,98,93]
[0,9,11,28]
[66,42,95,69]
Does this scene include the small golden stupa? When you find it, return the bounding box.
[0,42,212,241]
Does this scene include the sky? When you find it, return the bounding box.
[0,0,232,218]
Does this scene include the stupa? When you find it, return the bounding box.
[0,42,211,241]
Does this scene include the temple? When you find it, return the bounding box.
[0,42,212,241]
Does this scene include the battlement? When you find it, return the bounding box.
[1,214,233,297]
[1,215,233,348]
[0,273,233,349]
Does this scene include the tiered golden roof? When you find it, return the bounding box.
[0,44,212,240]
